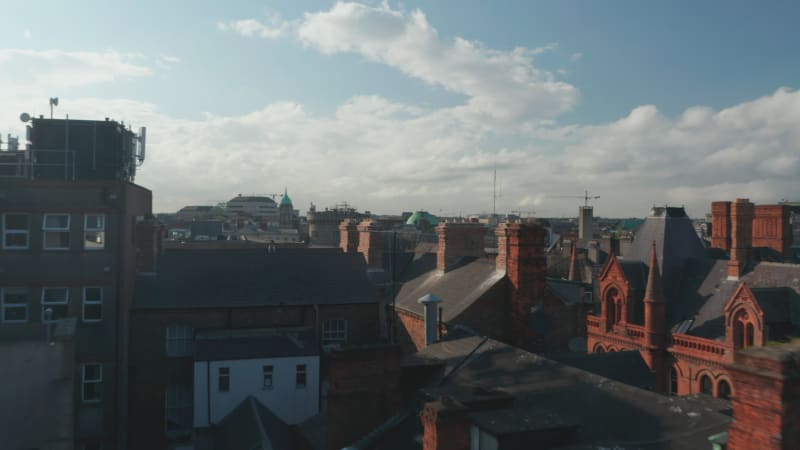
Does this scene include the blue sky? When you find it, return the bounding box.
[1,1,798,216]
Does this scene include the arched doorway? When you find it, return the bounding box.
[717,380,732,400]
[700,375,713,395]
[669,367,678,395]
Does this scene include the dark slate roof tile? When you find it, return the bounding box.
[132,248,379,310]
[194,328,319,361]
[213,396,294,450]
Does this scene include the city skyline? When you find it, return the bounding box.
[1,0,799,217]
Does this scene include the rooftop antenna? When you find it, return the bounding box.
[49,97,58,119]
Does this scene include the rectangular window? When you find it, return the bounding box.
[42,287,69,322]
[84,214,105,250]
[2,213,29,249]
[218,367,230,392]
[165,384,193,434]
[322,319,348,346]
[82,363,102,403]
[82,287,102,322]
[43,214,70,250]
[165,324,194,357]
[296,364,307,389]
[1,288,28,323]
[263,365,273,389]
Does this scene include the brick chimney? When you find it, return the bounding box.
[752,204,792,257]
[711,201,732,251]
[135,218,162,273]
[728,198,754,279]
[357,219,382,268]
[339,218,359,253]
[567,243,579,282]
[643,241,667,392]
[496,222,547,351]
[420,399,470,450]
[436,222,486,273]
[726,344,800,450]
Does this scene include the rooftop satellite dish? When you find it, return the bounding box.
[20,112,31,122]
[50,97,59,106]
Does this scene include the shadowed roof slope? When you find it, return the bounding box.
[132,248,379,310]
[214,396,294,450]
[413,336,731,450]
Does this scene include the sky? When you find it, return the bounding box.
[1,0,799,218]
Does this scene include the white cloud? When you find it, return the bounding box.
[217,11,289,39]
[570,52,583,62]
[297,2,579,123]
[0,49,151,92]
[23,29,31,39]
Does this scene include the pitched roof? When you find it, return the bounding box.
[194,328,319,361]
[213,396,294,450]
[411,336,731,450]
[132,248,379,310]
[394,257,505,320]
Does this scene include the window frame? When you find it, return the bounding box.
[82,287,103,323]
[83,214,106,251]
[1,288,29,323]
[263,365,274,390]
[41,287,70,322]
[218,367,230,392]
[81,363,103,403]
[42,213,71,250]
[2,213,30,250]
[165,324,194,357]
[322,318,348,346]
[296,364,307,389]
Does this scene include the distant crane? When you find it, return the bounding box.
[551,190,600,207]
[510,210,536,219]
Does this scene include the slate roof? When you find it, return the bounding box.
[194,328,318,361]
[213,396,294,450]
[394,257,506,321]
[132,248,379,310]
[680,262,800,339]
[545,279,591,306]
[403,336,732,450]
[548,350,656,390]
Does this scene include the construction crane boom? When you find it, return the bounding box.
[550,190,600,207]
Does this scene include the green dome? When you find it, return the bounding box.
[280,188,292,206]
[406,211,438,227]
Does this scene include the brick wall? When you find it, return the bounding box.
[753,204,792,257]
[396,308,426,353]
[727,345,800,450]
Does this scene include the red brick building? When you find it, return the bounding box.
[587,200,800,398]
[340,220,593,354]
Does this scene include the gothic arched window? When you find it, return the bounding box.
[700,375,713,395]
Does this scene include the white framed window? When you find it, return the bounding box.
[43,214,70,250]
[82,287,102,322]
[296,364,307,389]
[263,365,274,389]
[81,363,102,403]
[165,324,194,357]
[218,367,230,392]
[2,213,29,249]
[165,384,193,434]
[322,318,348,346]
[84,214,105,250]
[41,287,69,322]
[1,288,28,323]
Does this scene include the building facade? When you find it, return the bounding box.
[586,200,800,398]
[0,116,152,450]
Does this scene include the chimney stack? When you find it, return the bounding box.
[726,344,800,450]
[496,222,547,350]
[436,222,486,273]
[418,294,442,347]
[420,400,470,450]
[339,218,359,253]
[357,219,382,268]
[567,243,579,282]
[752,204,792,257]
[711,201,732,251]
[728,198,754,279]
